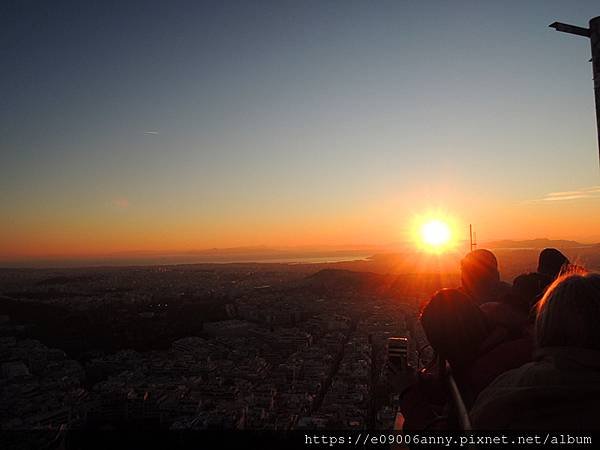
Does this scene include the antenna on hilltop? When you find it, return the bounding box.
[469,224,477,252]
[550,16,600,166]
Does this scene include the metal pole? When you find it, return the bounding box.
[469,224,473,252]
[590,16,600,164]
[550,16,600,164]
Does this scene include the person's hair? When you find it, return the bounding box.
[460,249,500,301]
[420,288,489,368]
[537,248,569,280]
[535,271,600,350]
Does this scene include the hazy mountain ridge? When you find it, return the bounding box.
[484,238,592,249]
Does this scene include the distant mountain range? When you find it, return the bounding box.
[483,238,594,249]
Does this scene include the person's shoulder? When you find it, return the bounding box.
[470,362,542,428]
[483,360,538,387]
[473,357,555,408]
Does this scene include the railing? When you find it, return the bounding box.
[393,355,473,432]
[438,355,472,431]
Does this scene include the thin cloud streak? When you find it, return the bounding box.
[525,186,600,203]
[143,131,159,135]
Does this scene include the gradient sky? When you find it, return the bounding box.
[2,0,600,261]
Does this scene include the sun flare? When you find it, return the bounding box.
[421,220,451,247]
[411,212,458,253]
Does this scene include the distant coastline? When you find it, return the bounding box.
[2,238,598,270]
[0,252,373,270]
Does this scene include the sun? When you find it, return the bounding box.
[411,212,457,253]
[421,220,451,247]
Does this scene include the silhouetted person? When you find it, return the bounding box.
[421,288,532,407]
[537,248,569,281]
[460,249,510,305]
[471,272,600,429]
[480,272,542,332]
[488,249,570,326]
[512,272,545,311]
[400,289,488,430]
[420,289,488,369]
[400,288,531,429]
[495,249,570,321]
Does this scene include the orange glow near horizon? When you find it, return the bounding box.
[3,192,600,262]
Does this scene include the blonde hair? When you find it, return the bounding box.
[535,271,600,350]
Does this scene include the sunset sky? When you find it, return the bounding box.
[2,0,600,262]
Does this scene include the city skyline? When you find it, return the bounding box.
[2,1,600,263]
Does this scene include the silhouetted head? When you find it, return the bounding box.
[537,248,569,280]
[511,272,545,311]
[420,288,489,368]
[536,272,600,351]
[460,249,500,303]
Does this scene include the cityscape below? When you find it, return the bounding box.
[1,240,600,447]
